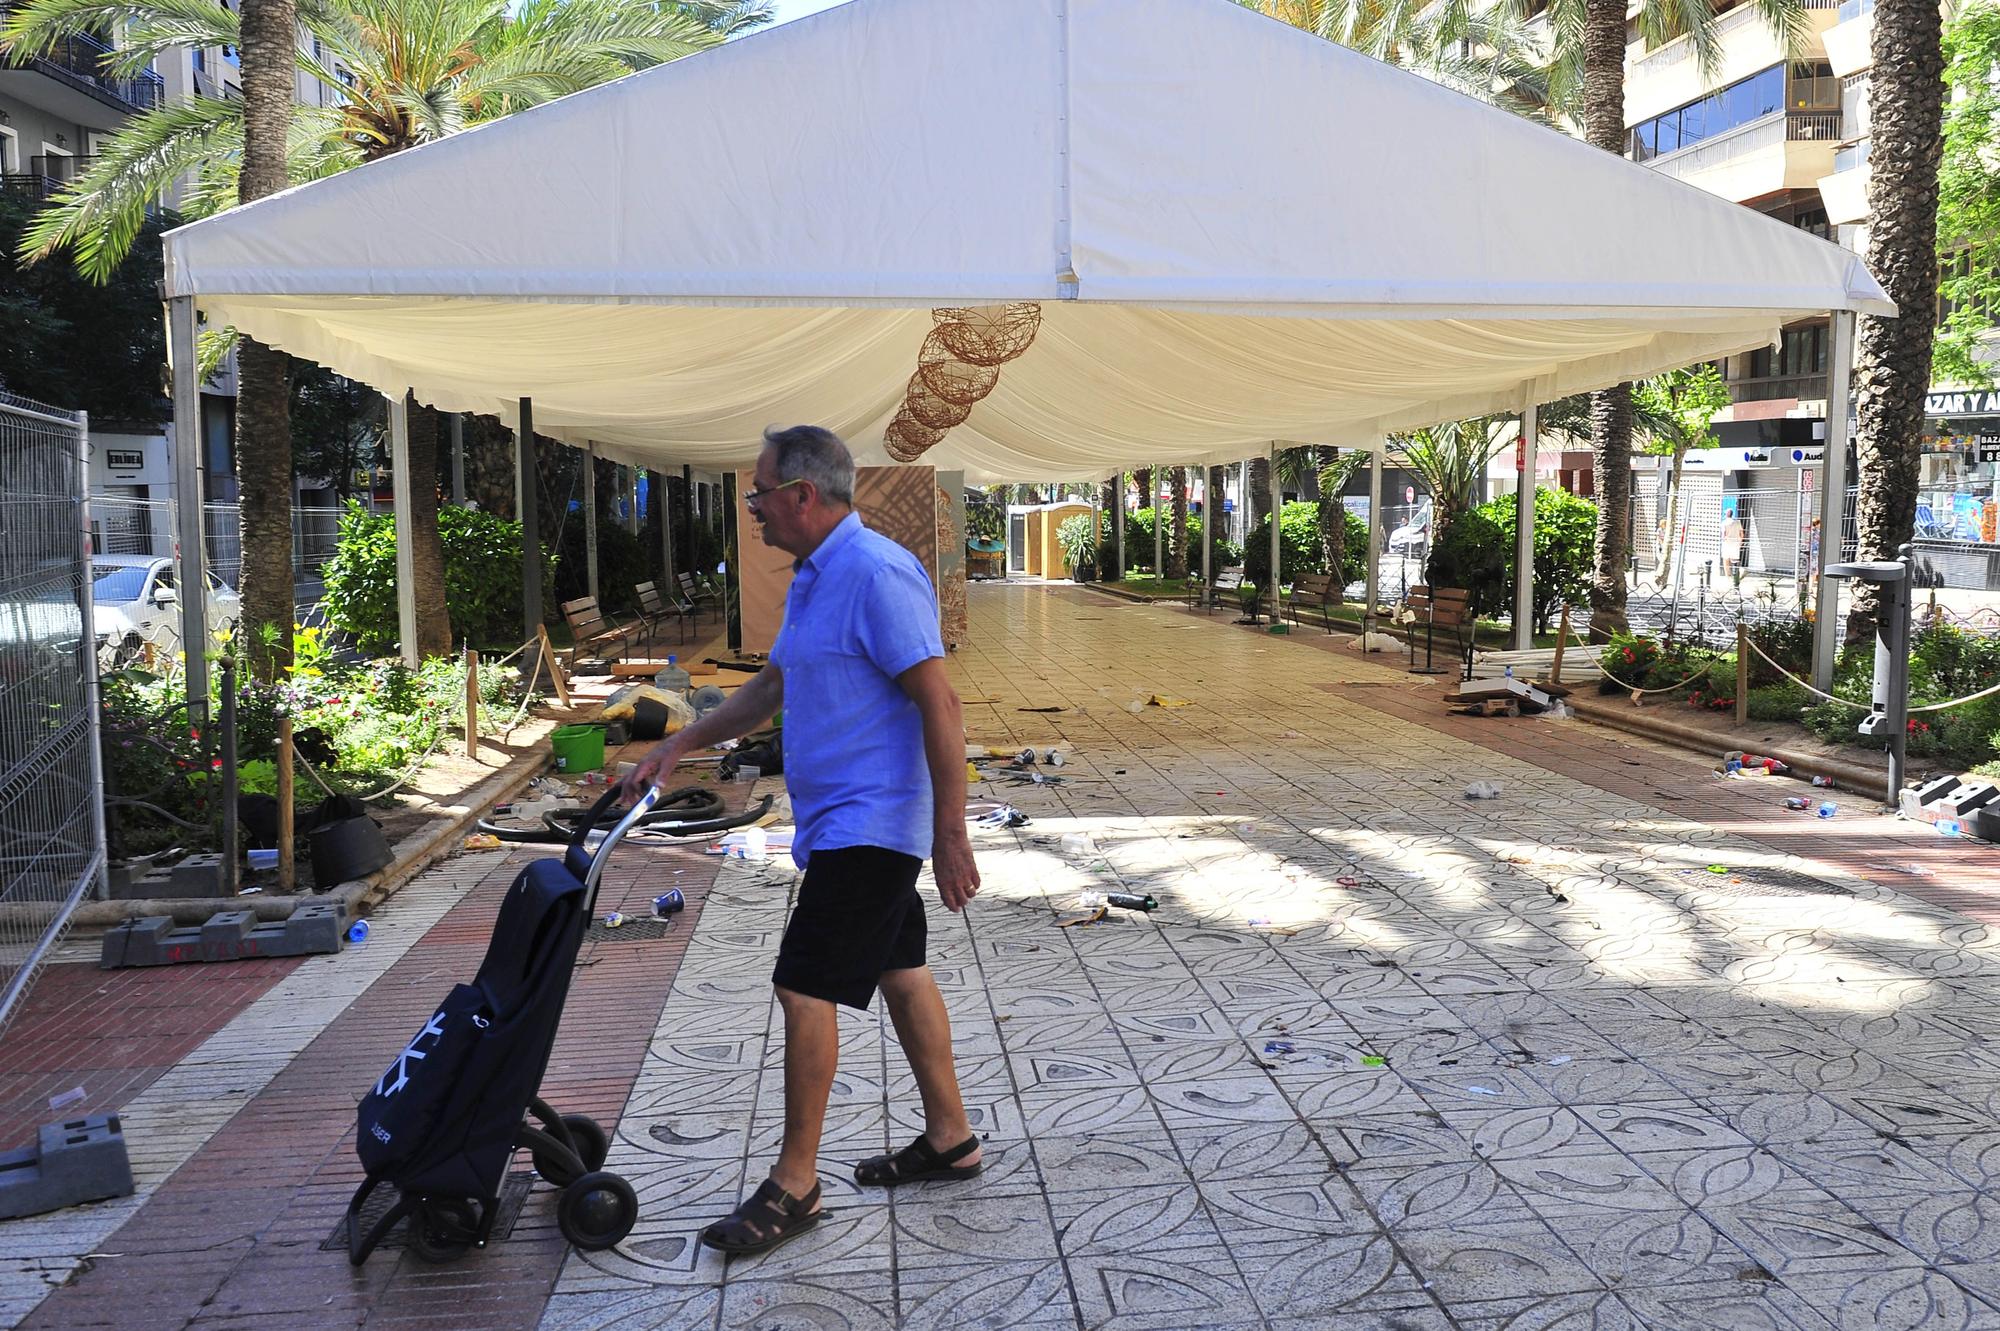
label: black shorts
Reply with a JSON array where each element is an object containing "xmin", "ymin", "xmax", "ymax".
[{"xmin": 771, "ymin": 845, "xmax": 927, "ymax": 1010}]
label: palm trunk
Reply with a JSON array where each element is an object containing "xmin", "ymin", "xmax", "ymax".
[
  {"xmin": 1583, "ymin": 0, "xmax": 1633, "ymax": 641},
  {"xmin": 405, "ymin": 399, "xmax": 454, "ymax": 657},
  {"xmin": 1167, "ymin": 468, "xmax": 1189, "ymax": 579},
  {"xmin": 1208, "ymin": 466, "xmax": 1228, "ymax": 578},
  {"xmin": 1133, "ymin": 467, "xmax": 1153, "ymax": 569},
  {"xmin": 1846, "ymin": 0, "xmax": 1945, "ymax": 643},
  {"xmin": 1653, "ymin": 442, "xmax": 1689, "ymax": 589},
  {"xmin": 232, "ymin": 0, "xmax": 298, "ymax": 680}
]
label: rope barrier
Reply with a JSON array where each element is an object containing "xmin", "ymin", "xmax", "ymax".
[
  {"xmin": 1564, "ymin": 623, "xmax": 1718, "ymax": 696},
  {"xmin": 1738, "ymin": 631, "xmax": 2000, "ymax": 715}
]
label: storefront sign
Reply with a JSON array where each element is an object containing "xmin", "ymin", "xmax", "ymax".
[
  {"xmin": 1979, "ymin": 432, "xmax": 2000, "ymax": 465},
  {"xmin": 1928, "ymin": 389, "xmax": 2000, "ymax": 418}
]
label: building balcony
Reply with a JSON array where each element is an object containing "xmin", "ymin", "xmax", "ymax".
[
  {"xmin": 1642, "ymin": 110, "xmax": 1839, "ymax": 202},
  {"xmin": 1626, "ymin": 1, "xmax": 1841, "ymax": 125},
  {"xmin": 1823, "ymin": 0, "xmax": 1874, "ymax": 77},
  {"xmin": 0, "ymin": 23, "xmax": 163, "ymax": 127},
  {"xmin": 1729, "ymin": 372, "xmax": 1828, "ymax": 404},
  {"xmin": 1, "ymin": 153, "xmax": 96, "ymax": 200},
  {"xmin": 1817, "ymin": 141, "xmax": 1870, "ymax": 225}
]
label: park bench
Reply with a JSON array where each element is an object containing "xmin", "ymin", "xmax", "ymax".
[
  {"xmin": 633, "ymin": 580, "xmax": 693, "ymax": 643},
  {"xmin": 1283, "ymin": 572, "xmax": 1341, "ymax": 631},
  {"xmin": 1184, "ymin": 568, "xmax": 1245, "ymax": 614},
  {"xmin": 560, "ymin": 595, "xmax": 644, "ymax": 669},
  {"xmin": 1403, "ymin": 584, "xmax": 1474, "ymax": 678}
]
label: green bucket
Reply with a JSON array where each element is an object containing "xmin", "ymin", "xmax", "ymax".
[{"xmin": 550, "ymin": 723, "xmax": 606, "ymax": 773}]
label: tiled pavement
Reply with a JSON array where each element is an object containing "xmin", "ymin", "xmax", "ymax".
[{"xmin": 15, "ymin": 583, "xmax": 2000, "ymax": 1330}]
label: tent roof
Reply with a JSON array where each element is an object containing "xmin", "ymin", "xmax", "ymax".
[{"xmin": 162, "ymin": 0, "xmax": 1891, "ymax": 483}]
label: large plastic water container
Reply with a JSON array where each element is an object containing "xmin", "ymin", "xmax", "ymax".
[{"xmin": 654, "ymin": 654, "xmax": 691, "ymax": 695}]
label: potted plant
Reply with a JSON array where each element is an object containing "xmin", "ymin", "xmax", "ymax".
[{"xmin": 1057, "ymin": 513, "xmax": 1099, "ymax": 583}]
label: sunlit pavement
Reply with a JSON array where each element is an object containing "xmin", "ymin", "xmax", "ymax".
[{"xmin": 537, "ymin": 583, "xmax": 2000, "ymax": 1331}]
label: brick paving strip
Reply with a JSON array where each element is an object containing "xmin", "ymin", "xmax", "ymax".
[{"xmin": 2, "ymin": 770, "xmax": 747, "ymax": 1331}]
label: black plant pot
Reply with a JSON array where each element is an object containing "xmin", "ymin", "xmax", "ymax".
[{"xmin": 1072, "ymin": 560, "xmax": 1097, "ymax": 583}]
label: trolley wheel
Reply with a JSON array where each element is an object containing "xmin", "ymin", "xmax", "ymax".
[
  {"xmin": 557, "ymin": 1171, "xmax": 637, "ymax": 1252},
  {"xmin": 407, "ymin": 1196, "xmax": 478, "ymax": 1264},
  {"xmin": 562, "ymin": 1114, "xmax": 609, "ymax": 1172}
]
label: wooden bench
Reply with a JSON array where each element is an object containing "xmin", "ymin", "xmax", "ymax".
[
  {"xmin": 1283, "ymin": 572, "xmax": 1342, "ymax": 631},
  {"xmin": 1184, "ymin": 568, "xmax": 1245, "ymax": 614},
  {"xmin": 560, "ymin": 595, "xmax": 644, "ymax": 669},
  {"xmin": 634, "ymin": 580, "xmax": 693, "ymax": 643},
  {"xmin": 1403, "ymin": 584, "xmax": 1474, "ymax": 678}
]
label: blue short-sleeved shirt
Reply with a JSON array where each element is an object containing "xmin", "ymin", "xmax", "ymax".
[{"xmin": 769, "ymin": 512, "xmax": 945, "ymax": 868}]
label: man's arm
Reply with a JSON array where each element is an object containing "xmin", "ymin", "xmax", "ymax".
[
  {"xmin": 621, "ymin": 664, "xmax": 785, "ymax": 798},
  {"xmin": 896, "ymin": 657, "xmax": 979, "ymax": 912}
]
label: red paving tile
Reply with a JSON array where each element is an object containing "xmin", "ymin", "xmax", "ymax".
[
  {"xmin": 19, "ymin": 774, "xmax": 745, "ymax": 1331},
  {"xmin": 0, "ymin": 955, "xmax": 302, "ymax": 1153}
]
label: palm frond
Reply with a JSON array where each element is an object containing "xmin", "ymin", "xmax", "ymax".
[
  {"xmin": 0, "ymin": 0, "xmax": 235, "ymax": 70},
  {"xmin": 18, "ymin": 95, "xmax": 242, "ymax": 280}
]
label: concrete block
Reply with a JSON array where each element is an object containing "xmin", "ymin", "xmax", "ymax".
[
  {"xmin": 1944, "ymin": 783, "xmax": 1999, "ymax": 819},
  {"xmin": 1916, "ymin": 775, "xmax": 1963, "ymax": 809},
  {"xmin": 100, "ymin": 902, "xmax": 348, "ymax": 969},
  {"xmin": 0, "ymin": 1115, "xmax": 135, "ymax": 1220},
  {"xmin": 168, "ymin": 854, "xmax": 228, "ymax": 899},
  {"xmin": 106, "ymin": 867, "xmax": 177, "ymax": 901}
]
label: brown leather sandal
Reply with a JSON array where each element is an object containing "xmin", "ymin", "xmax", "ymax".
[
  {"xmin": 853, "ymin": 1133, "xmax": 983, "ymax": 1186},
  {"xmin": 698, "ymin": 1178, "xmax": 824, "ymax": 1256}
]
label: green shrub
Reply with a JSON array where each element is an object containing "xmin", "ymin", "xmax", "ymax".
[
  {"xmin": 1244, "ymin": 502, "xmax": 1325, "ymax": 588},
  {"xmin": 1124, "ymin": 507, "xmax": 1208, "ymax": 571},
  {"xmin": 1745, "ymin": 679, "xmax": 1810, "ymax": 723},
  {"xmin": 1429, "ymin": 488, "xmax": 1596, "ymax": 633},
  {"xmin": 322, "ymin": 503, "xmax": 555, "ymax": 652},
  {"xmin": 1057, "ymin": 513, "xmax": 1098, "ymax": 572},
  {"xmin": 1800, "ymin": 623, "xmax": 2000, "ymax": 768}
]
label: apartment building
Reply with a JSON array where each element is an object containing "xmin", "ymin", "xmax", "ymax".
[{"xmin": 1624, "ymin": 0, "xmax": 2000, "ymax": 583}]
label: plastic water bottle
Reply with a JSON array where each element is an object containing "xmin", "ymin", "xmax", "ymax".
[
  {"xmin": 1505, "ymin": 666, "xmax": 1514, "ymax": 680},
  {"xmin": 743, "ymin": 825, "xmax": 769, "ymax": 863},
  {"xmin": 1939, "ymin": 819, "xmax": 1964, "ymax": 838},
  {"xmin": 1816, "ymin": 802, "xmax": 1837, "ymax": 819},
  {"xmin": 347, "ymin": 920, "xmax": 369, "ymax": 944},
  {"xmin": 654, "ymin": 655, "xmax": 691, "ymax": 695}
]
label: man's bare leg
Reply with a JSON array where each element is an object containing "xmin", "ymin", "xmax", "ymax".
[
  {"xmin": 879, "ymin": 965, "xmax": 981, "ymax": 1164},
  {"xmin": 770, "ymin": 984, "xmax": 836, "ymax": 1203}
]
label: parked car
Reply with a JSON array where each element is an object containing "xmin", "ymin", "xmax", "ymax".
[
  {"xmin": 1386, "ymin": 507, "xmax": 1431, "ymax": 560},
  {"xmin": 91, "ymin": 555, "xmax": 241, "ymax": 666}
]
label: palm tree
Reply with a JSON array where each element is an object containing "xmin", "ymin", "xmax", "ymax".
[
  {"xmin": 5, "ymin": 0, "xmax": 734, "ymax": 664},
  {"xmin": 1844, "ymin": 0, "xmax": 1946, "ymax": 642},
  {"xmin": 1539, "ymin": 0, "xmax": 1808, "ymax": 637},
  {"xmin": 1167, "ymin": 467, "xmax": 1189, "ymax": 579},
  {"xmin": 1393, "ymin": 416, "xmax": 1512, "ymax": 536}
]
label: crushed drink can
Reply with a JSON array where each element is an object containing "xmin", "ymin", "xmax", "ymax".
[
  {"xmin": 602, "ymin": 911, "xmax": 626, "ymax": 928},
  {"xmin": 1811, "ymin": 775, "xmax": 1836, "ymax": 788},
  {"xmin": 652, "ymin": 888, "xmax": 686, "ymax": 917},
  {"xmin": 1784, "ymin": 797, "xmax": 1811, "ymax": 811}
]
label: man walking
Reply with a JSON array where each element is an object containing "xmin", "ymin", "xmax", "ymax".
[{"xmin": 624, "ymin": 426, "xmax": 984, "ymax": 1257}]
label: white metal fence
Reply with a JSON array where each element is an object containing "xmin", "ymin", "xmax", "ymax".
[
  {"xmin": 0, "ymin": 392, "xmax": 105, "ymax": 1035},
  {"xmin": 90, "ymin": 496, "xmax": 349, "ymax": 600}
]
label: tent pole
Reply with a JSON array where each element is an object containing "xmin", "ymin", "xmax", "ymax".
[
  {"xmin": 449, "ymin": 413, "xmax": 465, "ymax": 505},
  {"xmin": 166, "ymin": 294, "xmax": 210, "ymax": 719},
  {"xmin": 1239, "ymin": 460, "xmax": 1250, "ymax": 545},
  {"xmin": 1115, "ymin": 473, "xmax": 1126, "ymax": 580},
  {"xmin": 1269, "ymin": 443, "xmax": 1282, "ymax": 622},
  {"xmin": 1366, "ymin": 445, "xmax": 1382, "ymax": 635},
  {"xmin": 1812, "ymin": 310, "xmax": 1856, "ymax": 691},
  {"xmin": 584, "ymin": 442, "xmax": 600, "ymax": 605},
  {"xmin": 1515, "ymin": 403, "xmax": 1538, "ymax": 651},
  {"xmin": 627, "ymin": 466, "xmax": 640, "ymax": 536},
  {"xmin": 519, "ymin": 398, "xmax": 542, "ymax": 665},
  {"xmin": 388, "ymin": 392, "xmax": 418, "ymax": 667},
  {"xmin": 1201, "ymin": 466, "xmax": 1212, "ymax": 604}
]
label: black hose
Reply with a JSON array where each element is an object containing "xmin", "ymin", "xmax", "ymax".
[{"xmin": 476, "ymin": 787, "xmax": 766, "ymax": 845}]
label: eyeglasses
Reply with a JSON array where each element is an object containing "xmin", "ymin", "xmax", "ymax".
[{"xmin": 743, "ymin": 477, "xmax": 807, "ymax": 513}]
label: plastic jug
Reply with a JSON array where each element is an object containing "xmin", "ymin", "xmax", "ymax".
[{"xmin": 654, "ymin": 654, "xmax": 691, "ymax": 695}]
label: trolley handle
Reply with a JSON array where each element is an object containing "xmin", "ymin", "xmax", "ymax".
[{"xmin": 570, "ymin": 784, "xmax": 663, "ymax": 906}]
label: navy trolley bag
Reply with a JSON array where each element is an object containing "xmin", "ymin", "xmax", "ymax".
[{"xmin": 345, "ymin": 784, "xmax": 664, "ymax": 1264}]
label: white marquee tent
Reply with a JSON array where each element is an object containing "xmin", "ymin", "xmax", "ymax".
[
  {"xmin": 163, "ymin": 0, "xmax": 1889, "ymax": 482},
  {"xmin": 158, "ymin": 0, "xmax": 1889, "ymax": 677}
]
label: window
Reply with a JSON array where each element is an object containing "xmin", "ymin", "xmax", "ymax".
[
  {"xmin": 1630, "ymin": 64, "xmax": 1785, "ymax": 159},
  {"xmin": 0, "ymin": 128, "xmax": 16, "ymax": 174}
]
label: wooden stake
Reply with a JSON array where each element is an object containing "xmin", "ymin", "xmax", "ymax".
[
  {"xmin": 465, "ymin": 647, "xmax": 480, "ymax": 759},
  {"xmin": 1551, "ymin": 605, "xmax": 1569, "ymax": 686},
  {"xmin": 1736, "ymin": 622, "xmax": 1750, "ymax": 726},
  {"xmin": 277, "ymin": 717, "xmax": 295, "ymax": 893},
  {"xmin": 537, "ymin": 622, "xmax": 572, "ymax": 707}
]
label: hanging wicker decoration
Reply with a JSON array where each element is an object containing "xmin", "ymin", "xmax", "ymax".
[
  {"xmin": 883, "ymin": 412, "xmax": 943, "ymax": 462},
  {"xmin": 916, "ymin": 330, "xmax": 1000, "ymax": 405},
  {"xmin": 932, "ymin": 302, "xmax": 1043, "ymax": 367},
  {"xmin": 904, "ymin": 373, "xmax": 974, "ymax": 431}
]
